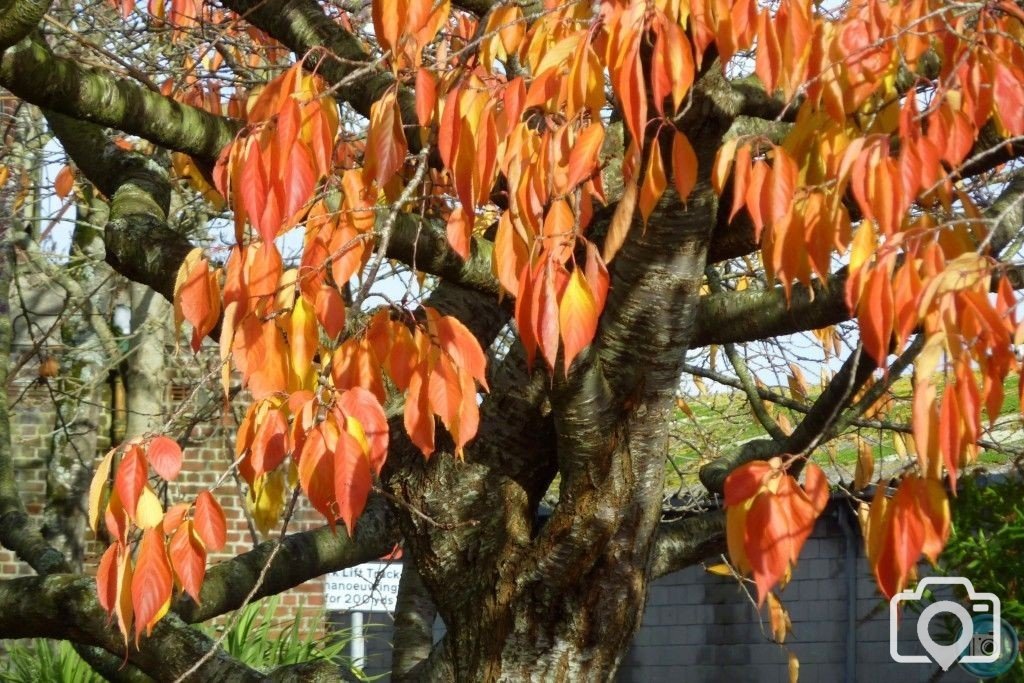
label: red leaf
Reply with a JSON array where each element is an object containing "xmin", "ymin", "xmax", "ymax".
[
  {"xmin": 169, "ymin": 522, "xmax": 207, "ymax": 604},
  {"xmin": 723, "ymin": 460, "xmax": 773, "ymax": 505},
  {"xmin": 251, "ymin": 408, "xmax": 289, "ymax": 477},
  {"xmin": 147, "ymin": 436, "xmax": 182, "ymax": 481},
  {"xmin": 743, "ymin": 492, "xmax": 790, "ymax": 604},
  {"xmin": 193, "ymin": 491, "xmax": 227, "ymax": 552},
  {"xmin": 334, "ymin": 430, "xmax": 373, "ymax": 537},
  {"xmin": 132, "ymin": 526, "xmax": 173, "ymax": 643},
  {"xmin": 96, "ymin": 543, "xmax": 120, "ymax": 615},
  {"xmin": 338, "ymin": 387, "xmax": 390, "ymax": 475},
  {"xmin": 115, "ymin": 445, "xmax": 148, "ymax": 523}
]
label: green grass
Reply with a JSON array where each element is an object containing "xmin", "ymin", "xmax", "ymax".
[{"xmin": 668, "ymin": 373, "xmax": 1022, "ymax": 491}]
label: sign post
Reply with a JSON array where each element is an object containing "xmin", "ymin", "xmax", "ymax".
[{"xmin": 325, "ymin": 561, "xmax": 404, "ymax": 671}]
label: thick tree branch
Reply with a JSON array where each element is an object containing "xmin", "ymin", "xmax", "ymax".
[
  {"xmin": 1, "ymin": 35, "xmax": 238, "ymax": 161},
  {"xmin": 0, "ymin": 575, "xmax": 265, "ymax": 682},
  {"xmin": 173, "ymin": 494, "xmax": 397, "ymax": 623},
  {"xmin": 45, "ymin": 112, "xmax": 195, "ymax": 305},
  {"xmin": 0, "ymin": 0, "xmax": 48, "ymax": 48},
  {"xmin": 391, "ymin": 563, "xmax": 437, "ymax": 681},
  {"xmin": 692, "ymin": 271, "xmax": 849, "ymax": 348},
  {"xmin": 651, "ymin": 510, "xmax": 726, "ymax": 579}
]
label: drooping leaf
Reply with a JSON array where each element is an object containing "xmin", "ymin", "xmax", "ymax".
[
  {"xmin": 558, "ymin": 268, "xmax": 599, "ymax": 375},
  {"xmin": 89, "ymin": 449, "xmax": 115, "ymax": 535},
  {"xmin": 193, "ymin": 491, "xmax": 227, "ymax": 552},
  {"xmin": 132, "ymin": 526, "xmax": 173, "ymax": 643},
  {"xmin": 169, "ymin": 521, "xmax": 207, "ymax": 604},
  {"xmin": 115, "ymin": 445, "xmax": 148, "ymax": 523}
]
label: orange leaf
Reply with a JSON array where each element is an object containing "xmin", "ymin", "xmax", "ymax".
[
  {"xmin": 671, "ymin": 132, "xmax": 698, "ymax": 203},
  {"xmin": 115, "ymin": 445, "xmax": 148, "ymax": 523},
  {"xmin": 298, "ymin": 425, "xmax": 337, "ymax": 524},
  {"xmin": 415, "ymin": 67, "xmax": 437, "ymax": 129},
  {"xmin": 334, "ymin": 429, "xmax": 373, "ymax": 536},
  {"xmin": 638, "ymin": 144, "xmax": 667, "ymax": 227},
  {"xmin": 338, "ymin": 387, "xmax": 390, "ymax": 475},
  {"xmin": 536, "ymin": 261, "xmax": 561, "ymax": 372},
  {"xmin": 314, "ymin": 285, "xmax": 347, "ymax": 340},
  {"xmin": 603, "ymin": 178, "xmax": 637, "ymax": 263},
  {"xmin": 584, "ymin": 241, "xmax": 610, "ymax": 313},
  {"xmin": 114, "ymin": 545, "xmax": 134, "ymax": 643},
  {"xmin": 147, "ymin": 436, "xmax": 182, "ymax": 481},
  {"xmin": 558, "ymin": 268, "xmax": 598, "ymax": 375},
  {"xmin": 434, "ymin": 313, "xmax": 489, "ymax": 390},
  {"xmin": 404, "ymin": 369, "xmax": 436, "ymax": 457},
  {"xmin": 169, "ymin": 522, "xmax": 207, "ymax": 604},
  {"xmin": 566, "ymin": 123, "xmax": 605, "ymax": 190},
  {"xmin": 365, "ymin": 87, "xmax": 408, "ymax": 188},
  {"xmin": 193, "ymin": 491, "xmax": 227, "ymax": 551},
  {"xmin": 446, "ymin": 207, "xmax": 473, "ymax": 261},
  {"xmin": 132, "ymin": 526, "xmax": 173, "ymax": 643},
  {"xmin": 54, "ymin": 164, "xmax": 75, "ymax": 199}
]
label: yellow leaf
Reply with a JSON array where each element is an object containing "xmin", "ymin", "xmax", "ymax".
[
  {"xmin": 854, "ymin": 437, "xmax": 874, "ymax": 491},
  {"xmin": 766, "ymin": 592, "xmax": 792, "ymax": 643},
  {"xmin": 135, "ymin": 485, "xmax": 165, "ymax": 529},
  {"xmin": 893, "ymin": 432, "xmax": 908, "ymax": 460},
  {"xmin": 248, "ymin": 470, "xmax": 288, "ymax": 535},
  {"xmin": 712, "ymin": 138, "xmax": 739, "ymax": 195},
  {"xmin": 88, "ymin": 449, "xmax": 115, "ymax": 535},
  {"xmin": 345, "ymin": 415, "xmax": 371, "ymax": 457},
  {"xmin": 288, "ymin": 294, "xmax": 318, "ymax": 391},
  {"xmin": 676, "ymin": 396, "xmax": 695, "ymax": 419},
  {"xmin": 848, "ymin": 221, "xmax": 876, "ymax": 276},
  {"xmin": 788, "ymin": 652, "xmax": 800, "ymax": 683},
  {"xmin": 558, "ymin": 268, "xmax": 599, "ymax": 375},
  {"xmin": 705, "ymin": 563, "xmax": 733, "ymax": 577}
]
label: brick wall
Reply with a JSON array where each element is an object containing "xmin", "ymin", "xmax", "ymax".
[{"xmin": 2, "ymin": 346, "xmax": 328, "ymax": 630}]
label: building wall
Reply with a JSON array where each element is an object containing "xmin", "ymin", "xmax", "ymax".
[{"xmin": 619, "ymin": 505, "xmax": 975, "ymax": 683}]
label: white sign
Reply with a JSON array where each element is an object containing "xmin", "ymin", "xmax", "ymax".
[{"xmin": 325, "ymin": 561, "xmax": 403, "ymax": 613}]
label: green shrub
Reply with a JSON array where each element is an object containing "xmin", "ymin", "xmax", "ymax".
[
  {"xmin": 0, "ymin": 639, "xmax": 105, "ymax": 683},
  {"xmin": 200, "ymin": 595, "xmax": 362, "ymax": 677},
  {"xmin": 939, "ymin": 471, "xmax": 1024, "ymax": 681}
]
